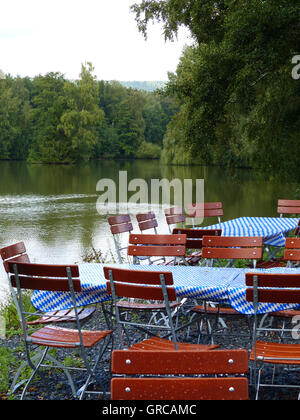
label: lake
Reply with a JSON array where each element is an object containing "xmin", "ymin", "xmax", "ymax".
[{"xmin": 0, "ymin": 160, "xmax": 299, "ymax": 301}]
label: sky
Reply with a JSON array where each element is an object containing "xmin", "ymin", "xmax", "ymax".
[{"xmin": 0, "ymin": 0, "xmax": 192, "ymax": 81}]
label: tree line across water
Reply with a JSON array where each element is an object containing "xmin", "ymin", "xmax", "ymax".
[{"xmin": 0, "ymin": 63, "xmax": 177, "ymax": 164}]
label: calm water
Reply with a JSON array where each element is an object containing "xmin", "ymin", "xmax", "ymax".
[{"xmin": 0, "ymin": 160, "xmax": 299, "ymax": 300}]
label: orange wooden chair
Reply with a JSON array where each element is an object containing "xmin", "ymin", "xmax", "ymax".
[
  {"xmin": 128, "ymin": 233, "xmax": 188, "ymax": 266},
  {"xmin": 246, "ymin": 272, "xmax": 300, "ymax": 400},
  {"xmin": 277, "ymin": 199, "xmax": 300, "ymax": 218},
  {"xmin": 104, "ymin": 266, "xmax": 218, "ymax": 351},
  {"xmin": 172, "ymin": 228, "xmax": 222, "ymax": 266},
  {"xmin": 5, "ymin": 261, "xmax": 113, "ymax": 399},
  {"xmin": 111, "ymin": 349, "xmax": 249, "ymax": 400},
  {"xmin": 107, "ymin": 214, "xmax": 134, "ymax": 263},
  {"xmin": 190, "ymin": 236, "xmax": 263, "ymax": 343},
  {"xmin": 187, "ymin": 202, "xmax": 223, "ymax": 227},
  {"xmin": 0, "ymin": 242, "xmax": 95, "ymax": 326}
]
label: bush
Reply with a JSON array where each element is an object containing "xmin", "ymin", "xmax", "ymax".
[{"xmin": 136, "ymin": 142, "xmax": 161, "ymax": 159}]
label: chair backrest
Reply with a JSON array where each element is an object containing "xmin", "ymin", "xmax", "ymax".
[
  {"xmin": 284, "ymin": 237, "xmax": 300, "ymax": 264},
  {"xmin": 277, "ymin": 199, "xmax": 300, "ymax": 217},
  {"xmin": 202, "ymin": 236, "xmax": 263, "ymax": 267},
  {"xmin": 136, "ymin": 212, "xmax": 158, "ymax": 233},
  {"xmin": 0, "ymin": 242, "xmax": 30, "ymax": 272},
  {"xmin": 172, "ymin": 228, "xmax": 222, "ymax": 250},
  {"xmin": 104, "ymin": 266, "xmax": 176, "ymax": 302},
  {"xmin": 187, "ymin": 202, "xmax": 223, "ymax": 226},
  {"xmin": 111, "ymin": 349, "xmax": 249, "ymax": 400},
  {"xmin": 6, "ymin": 261, "xmax": 81, "ymax": 292},
  {"xmin": 107, "ymin": 215, "xmax": 134, "ymax": 263},
  {"xmin": 128, "ymin": 234, "xmax": 186, "ymax": 259},
  {"xmin": 246, "ymin": 272, "xmax": 300, "ymax": 305},
  {"xmin": 107, "ymin": 214, "xmax": 133, "ymax": 235}
]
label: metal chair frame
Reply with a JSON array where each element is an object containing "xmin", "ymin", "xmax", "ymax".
[
  {"xmin": 6, "ymin": 261, "xmax": 113, "ymax": 400},
  {"xmin": 246, "ymin": 272, "xmax": 300, "ymax": 400}
]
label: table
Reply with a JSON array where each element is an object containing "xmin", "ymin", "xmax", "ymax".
[
  {"xmin": 31, "ymin": 263, "xmax": 300, "ymax": 316},
  {"xmin": 201, "ymin": 217, "xmax": 299, "ymax": 247}
]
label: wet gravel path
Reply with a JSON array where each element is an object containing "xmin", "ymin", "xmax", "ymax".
[{"xmin": 1, "ymin": 302, "xmax": 299, "ymax": 400}]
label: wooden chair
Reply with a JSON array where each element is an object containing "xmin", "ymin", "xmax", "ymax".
[
  {"xmin": 190, "ymin": 236, "xmax": 263, "ymax": 343},
  {"xmin": 104, "ymin": 266, "xmax": 219, "ymax": 352},
  {"xmin": 172, "ymin": 228, "xmax": 222, "ymax": 266},
  {"xmin": 136, "ymin": 211, "xmax": 158, "ymax": 234},
  {"xmin": 111, "ymin": 349, "xmax": 249, "ymax": 400},
  {"xmin": 5, "ymin": 261, "xmax": 113, "ymax": 399},
  {"xmin": 277, "ymin": 199, "xmax": 300, "ymax": 217},
  {"xmin": 246, "ymin": 272, "xmax": 300, "ymax": 400},
  {"xmin": 187, "ymin": 202, "xmax": 223, "ymax": 228},
  {"xmin": 107, "ymin": 215, "xmax": 133, "ymax": 263},
  {"xmin": 0, "ymin": 242, "xmax": 95, "ymax": 325},
  {"xmin": 128, "ymin": 233, "xmax": 188, "ymax": 266}
]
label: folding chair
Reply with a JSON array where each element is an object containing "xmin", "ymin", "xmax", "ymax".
[
  {"xmin": 246, "ymin": 272, "xmax": 300, "ymax": 400},
  {"xmin": 190, "ymin": 236, "xmax": 263, "ymax": 344},
  {"xmin": 277, "ymin": 199, "xmax": 300, "ymax": 218},
  {"xmin": 111, "ymin": 349, "xmax": 249, "ymax": 400},
  {"xmin": 104, "ymin": 266, "xmax": 217, "ymax": 351},
  {"xmin": 107, "ymin": 215, "xmax": 133, "ymax": 263},
  {"xmin": 0, "ymin": 242, "xmax": 95, "ymax": 325},
  {"xmin": 136, "ymin": 211, "xmax": 158, "ymax": 234},
  {"xmin": 164, "ymin": 207, "xmax": 185, "ymax": 233},
  {"xmin": 187, "ymin": 202, "xmax": 223, "ymax": 228},
  {"xmin": 128, "ymin": 233, "xmax": 188, "ymax": 266},
  {"xmin": 172, "ymin": 228, "xmax": 222, "ymax": 266},
  {"xmin": 6, "ymin": 261, "xmax": 113, "ymax": 400}
]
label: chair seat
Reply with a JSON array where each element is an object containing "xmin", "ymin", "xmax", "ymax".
[
  {"xmin": 117, "ymin": 301, "xmax": 180, "ymax": 311},
  {"xmin": 250, "ymin": 341, "xmax": 300, "ymax": 365},
  {"xmin": 191, "ymin": 304, "xmax": 240, "ymax": 316},
  {"xmin": 128, "ymin": 336, "xmax": 219, "ymax": 351},
  {"xmin": 27, "ymin": 307, "xmax": 96, "ymax": 325},
  {"xmin": 271, "ymin": 309, "xmax": 300, "ymax": 319},
  {"xmin": 30, "ymin": 326, "xmax": 113, "ymax": 348},
  {"xmin": 254, "ymin": 259, "xmax": 286, "ymax": 269}
]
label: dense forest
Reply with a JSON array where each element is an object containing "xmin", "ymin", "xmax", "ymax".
[
  {"xmin": 132, "ymin": 0, "xmax": 300, "ymax": 174},
  {"xmin": 0, "ymin": 64, "xmax": 177, "ymax": 163}
]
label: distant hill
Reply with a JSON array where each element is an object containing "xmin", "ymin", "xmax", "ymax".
[{"xmin": 119, "ymin": 81, "xmax": 166, "ymax": 92}]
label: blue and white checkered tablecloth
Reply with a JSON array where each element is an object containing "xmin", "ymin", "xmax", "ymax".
[
  {"xmin": 31, "ymin": 263, "xmax": 300, "ymax": 316},
  {"xmin": 201, "ymin": 217, "xmax": 299, "ymax": 247}
]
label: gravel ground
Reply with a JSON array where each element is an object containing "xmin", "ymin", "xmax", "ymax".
[{"xmin": 1, "ymin": 302, "xmax": 299, "ymax": 401}]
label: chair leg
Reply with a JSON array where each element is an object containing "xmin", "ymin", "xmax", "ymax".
[{"xmin": 20, "ymin": 347, "xmax": 49, "ymax": 400}]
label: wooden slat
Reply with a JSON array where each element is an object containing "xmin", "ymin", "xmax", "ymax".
[
  {"xmin": 111, "ymin": 377, "xmax": 249, "ymax": 400},
  {"xmin": 166, "ymin": 214, "xmax": 186, "ymax": 225},
  {"xmin": 108, "ymin": 215, "xmax": 131, "ymax": 225},
  {"xmin": 164, "ymin": 207, "xmax": 184, "ymax": 216},
  {"xmin": 284, "ymin": 250, "xmax": 300, "ymax": 261},
  {"xmin": 172, "ymin": 228, "xmax": 222, "ymax": 238},
  {"xmin": 278, "ymin": 199, "xmax": 300, "ymax": 207},
  {"xmin": 246, "ymin": 289, "xmax": 300, "ymax": 304},
  {"xmin": 106, "ymin": 282, "xmax": 177, "ymax": 302},
  {"xmin": 202, "ymin": 247, "xmax": 262, "ymax": 260},
  {"xmin": 138, "ymin": 219, "xmax": 158, "ymax": 231},
  {"xmin": 103, "ymin": 267, "xmax": 174, "ymax": 285},
  {"xmin": 136, "ymin": 212, "xmax": 156, "ymax": 222},
  {"xmin": 246, "ymin": 273, "xmax": 300, "ymax": 288},
  {"xmin": 285, "ymin": 238, "xmax": 300, "ymax": 248},
  {"xmin": 7, "ymin": 261, "xmax": 79, "ymax": 278},
  {"xmin": 112, "ymin": 349, "xmax": 248, "ymax": 375},
  {"xmin": 128, "ymin": 245, "xmax": 186, "ymax": 257},
  {"xmin": 202, "ymin": 236, "xmax": 263, "ymax": 247},
  {"xmin": 10, "ymin": 275, "xmax": 82, "ymax": 292},
  {"xmin": 278, "ymin": 206, "xmax": 300, "ymax": 215},
  {"xmin": 0, "ymin": 242, "xmax": 27, "ymax": 260},
  {"xmin": 129, "ymin": 234, "xmax": 186, "ymax": 245}
]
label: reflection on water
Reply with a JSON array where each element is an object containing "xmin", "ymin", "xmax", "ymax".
[{"xmin": 0, "ymin": 160, "xmax": 299, "ymax": 297}]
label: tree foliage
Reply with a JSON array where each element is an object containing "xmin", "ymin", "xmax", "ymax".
[
  {"xmin": 132, "ymin": 0, "xmax": 300, "ymax": 173},
  {"xmin": 0, "ymin": 65, "xmax": 178, "ymax": 163}
]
